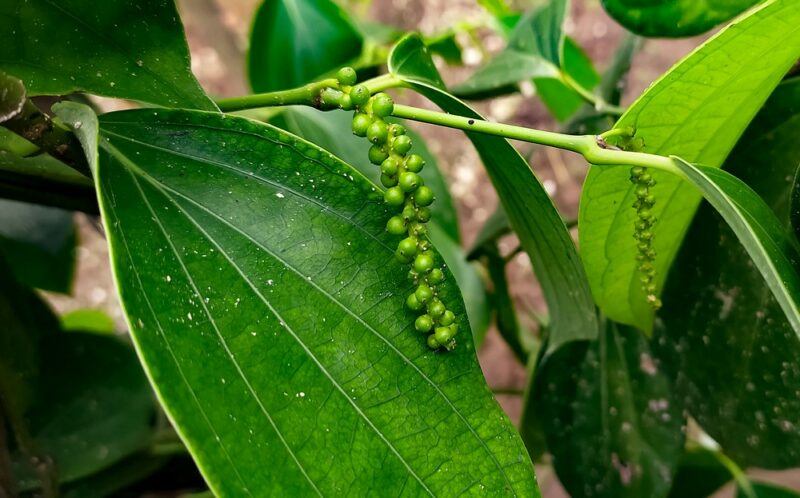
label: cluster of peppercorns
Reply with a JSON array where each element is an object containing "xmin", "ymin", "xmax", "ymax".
[
  {"xmin": 630, "ymin": 166, "xmax": 661, "ymax": 310},
  {"xmin": 323, "ymin": 67, "xmax": 458, "ymax": 351}
]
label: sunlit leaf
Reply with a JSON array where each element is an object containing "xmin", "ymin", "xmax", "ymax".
[
  {"xmin": 58, "ymin": 103, "xmax": 540, "ymax": 496},
  {"xmin": 579, "ymin": 0, "xmax": 800, "ymax": 331}
]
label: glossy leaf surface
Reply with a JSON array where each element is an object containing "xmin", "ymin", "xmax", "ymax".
[
  {"xmin": 579, "ymin": 0, "xmax": 800, "ymax": 331},
  {"xmin": 0, "ymin": 0, "xmax": 214, "ymax": 110},
  {"xmin": 534, "ymin": 322, "xmax": 683, "ymax": 498},
  {"xmin": 655, "ymin": 79, "xmax": 800, "ymax": 468},
  {"xmin": 601, "ymin": 0, "xmax": 761, "ymax": 37},
  {"xmin": 0, "ymin": 71, "xmax": 25, "ymax": 122},
  {"xmin": 62, "ymin": 104, "xmax": 539, "ymax": 496},
  {"xmin": 390, "ymin": 34, "xmax": 599, "ymax": 353},
  {"xmin": 248, "ymin": 0, "xmax": 363, "ymax": 92}
]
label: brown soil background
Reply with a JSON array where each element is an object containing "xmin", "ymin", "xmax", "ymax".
[{"xmin": 44, "ymin": 0, "xmax": 800, "ymax": 495}]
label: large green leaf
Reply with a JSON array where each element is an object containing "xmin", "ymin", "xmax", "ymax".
[
  {"xmin": 601, "ymin": 0, "xmax": 762, "ymax": 37},
  {"xmin": 534, "ymin": 322, "xmax": 684, "ymax": 498},
  {"xmin": 654, "ymin": 79, "xmax": 800, "ymax": 468},
  {"xmin": 60, "ymin": 104, "xmax": 539, "ymax": 496},
  {"xmin": 248, "ymin": 0, "xmax": 363, "ymax": 92},
  {"xmin": 268, "ymin": 107, "xmax": 492, "ymax": 341},
  {"xmin": 390, "ymin": 34, "xmax": 599, "ymax": 353},
  {"xmin": 0, "ymin": 0, "xmax": 214, "ymax": 110},
  {"xmin": 0, "ymin": 199, "xmax": 75, "ymax": 293},
  {"xmin": 579, "ymin": 0, "xmax": 800, "ymax": 331}
]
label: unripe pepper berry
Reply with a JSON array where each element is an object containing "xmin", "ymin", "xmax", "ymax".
[
  {"xmin": 428, "ymin": 268, "xmax": 444, "ymax": 284},
  {"xmin": 371, "ymin": 93, "xmax": 394, "ymax": 118},
  {"xmin": 413, "ymin": 252, "xmax": 434, "ymax": 273},
  {"xmin": 367, "ymin": 120, "xmax": 389, "ymax": 144},
  {"xmin": 405, "ymin": 154, "xmax": 425, "ymax": 173},
  {"xmin": 336, "ymin": 67, "xmax": 357, "ymax": 86},
  {"xmin": 399, "ymin": 172, "xmax": 421, "ymax": 192},
  {"xmin": 384, "ymin": 186, "xmax": 405, "ymax": 207},
  {"xmin": 398, "ymin": 237, "xmax": 418, "ymax": 259},
  {"xmin": 415, "ymin": 314, "xmax": 433, "ymax": 333},
  {"xmin": 380, "ymin": 157, "xmax": 399, "ymax": 176},
  {"xmin": 414, "ymin": 186, "xmax": 434, "ymax": 206},
  {"xmin": 339, "ymin": 94, "xmax": 353, "ymax": 110},
  {"xmin": 427, "ymin": 334, "xmax": 440, "ymax": 350},
  {"xmin": 368, "ymin": 145, "xmax": 388, "ymax": 165},
  {"xmin": 392, "ymin": 135, "xmax": 412, "ymax": 155},
  {"xmin": 402, "ymin": 204, "xmax": 416, "ymax": 220},
  {"xmin": 350, "ymin": 85, "xmax": 370, "ymax": 105},
  {"xmin": 406, "ymin": 293, "xmax": 423, "ymax": 311},
  {"xmin": 352, "ymin": 113, "xmax": 372, "ymax": 137},
  {"xmin": 415, "ymin": 283, "xmax": 433, "ymax": 303},
  {"xmin": 381, "ymin": 173, "xmax": 398, "ymax": 188},
  {"xmin": 427, "ymin": 299, "xmax": 445, "ymax": 318},
  {"xmin": 389, "ymin": 124, "xmax": 406, "ymax": 136},
  {"xmin": 439, "ymin": 310, "xmax": 455, "ymax": 326},
  {"xmin": 434, "ymin": 325, "xmax": 455, "ymax": 344},
  {"xmin": 386, "ymin": 216, "xmax": 406, "ymax": 235}
]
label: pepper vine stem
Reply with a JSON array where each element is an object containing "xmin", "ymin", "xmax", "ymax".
[{"xmin": 215, "ymin": 79, "xmax": 681, "ymax": 179}]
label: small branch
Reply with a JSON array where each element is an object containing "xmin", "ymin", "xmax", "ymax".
[
  {"xmin": 560, "ymin": 72, "xmax": 626, "ymax": 116},
  {"xmin": 215, "ymin": 74, "xmax": 404, "ymax": 113}
]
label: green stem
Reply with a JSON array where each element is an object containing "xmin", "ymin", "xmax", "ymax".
[
  {"xmin": 216, "ymin": 74, "xmax": 404, "ymax": 113},
  {"xmin": 713, "ymin": 451, "xmax": 756, "ymax": 498},
  {"xmin": 389, "ymin": 104, "xmax": 677, "ymax": 174}
]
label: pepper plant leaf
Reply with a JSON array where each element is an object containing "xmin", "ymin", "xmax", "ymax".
[
  {"xmin": 0, "ymin": 0, "xmax": 214, "ymax": 110},
  {"xmin": 534, "ymin": 322, "xmax": 684, "ymax": 498},
  {"xmin": 390, "ymin": 34, "xmax": 599, "ymax": 353},
  {"xmin": 57, "ymin": 102, "xmax": 540, "ymax": 497},
  {"xmin": 248, "ymin": 0, "xmax": 363, "ymax": 92},
  {"xmin": 579, "ymin": 0, "xmax": 800, "ymax": 331},
  {"xmin": 601, "ymin": 0, "xmax": 762, "ymax": 37}
]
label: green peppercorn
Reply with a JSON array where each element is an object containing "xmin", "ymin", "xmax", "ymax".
[
  {"xmin": 402, "ymin": 204, "xmax": 416, "ymax": 220},
  {"xmin": 406, "ymin": 293, "xmax": 423, "ymax": 311},
  {"xmin": 381, "ymin": 173, "xmax": 398, "ymax": 187},
  {"xmin": 439, "ymin": 310, "xmax": 455, "ymax": 326},
  {"xmin": 386, "ymin": 216, "xmax": 406, "ymax": 235},
  {"xmin": 414, "ymin": 186, "xmax": 434, "ymax": 206},
  {"xmin": 337, "ymin": 67, "xmax": 357, "ymax": 86},
  {"xmin": 428, "ymin": 268, "xmax": 444, "ymax": 284},
  {"xmin": 398, "ymin": 237, "xmax": 418, "ymax": 259},
  {"xmin": 415, "ymin": 314, "xmax": 433, "ymax": 333},
  {"xmin": 399, "ymin": 172, "xmax": 421, "ymax": 192},
  {"xmin": 389, "ymin": 124, "xmax": 406, "ymax": 136},
  {"xmin": 339, "ymin": 94, "xmax": 353, "ymax": 110},
  {"xmin": 392, "ymin": 135, "xmax": 412, "ymax": 155},
  {"xmin": 381, "ymin": 157, "xmax": 399, "ymax": 176},
  {"xmin": 414, "ymin": 252, "xmax": 434, "ymax": 273},
  {"xmin": 352, "ymin": 113, "xmax": 372, "ymax": 137},
  {"xmin": 427, "ymin": 334, "xmax": 440, "ymax": 349},
  {"xmin": 427, "ymin": 299, "xmax": 445, "ymax": 318},
  {"xmin": 631, "ymin": 166, "xmax": 645, "ymax": 177},
  {"xmin": 371, "ymin": 93, "xmax": 394, "ymax": 118},
  {"xmin": 367, "ymin": 120, "xmax": 389, "ymax": 144},
  {"xmin": 415, "ymin": 283, "xmax": 433, "ymax": 303},
  {"xmin": 434, "ymin": 325, "xmax": 455, "ymax": 344},
  {"xmin": 384, "ymin": 186, "xmax": 405, "ymax": 207},
  {"xmin": 405, "ymin": 154, "xmax": 425, "ymax": 173},
  {"xmin": 368, "ymin": 145, "xmax": 388, "ymax": 165},
  {"xmin": 350, "ymin": 85, "xmax": 370, "ymax": 105},
  {"xmin": 416, "ymin": 207, "xmax": 431, "ymax": 223}
]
